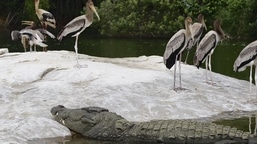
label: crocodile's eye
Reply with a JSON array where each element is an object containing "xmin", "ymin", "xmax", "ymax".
[
  {"xmin": 59, "ymin": 111, "xmax": 69, "ymax": 119},
  {"xmin": 81, "ymin": 115, "xmax": 96, "ymax": 124}
]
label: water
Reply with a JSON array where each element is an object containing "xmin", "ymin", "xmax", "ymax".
[{"xmin": 1, "ymin": 29, "xmax": 256, "ymax": 143}]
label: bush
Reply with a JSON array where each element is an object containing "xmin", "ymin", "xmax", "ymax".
[{"xmin": 97, "ymin": 0, "xmax": 187, "ymax": 38}]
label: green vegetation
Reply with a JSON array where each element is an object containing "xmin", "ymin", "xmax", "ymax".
[
  {"xmin": 97, "ymin": 0, "xmax": 186, "ymax": 37},
  {"xmin": 0, "ymin": 0, "xmax": 256, "ymax": 39}
]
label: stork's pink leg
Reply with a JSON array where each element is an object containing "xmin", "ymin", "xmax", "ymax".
[
  {"xmin": 72, "ymin": 35, "xmax": 87, "ymax": 68},
  {"xmin": 173, "ymin": 55, "xmax": 177, "ymax": 90},
  {"xmin": 254, "ymin": 66, "xmax": 257, "ymax": 96},
  {"xmin": 184, "ymin": 50, "xmax": 189, "ymax": 64},
  {"xmin": 208, "ymin": 55, "xmax": 213, "ymax": 84},
  {"xmin": 74, "ymin": 35, "xmax": 80, "ymax": 67},
  {"xmin": 249, "ymin": 65, "xmax": 253, "ymax": 101},
  {"xmin": 205, "ymin": 57, "xmax": 209, "ymax": 83},
  {"xmin": 179, "ymin": 54, "xmax": 182, "ymax": 88}
]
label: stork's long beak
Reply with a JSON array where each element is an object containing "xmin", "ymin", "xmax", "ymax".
[
  {"xmin": 189, "ymin": 24, "xmax": 194, "ymax": 42},
  {"xmin": 203, "ymin": 20, "xmax": 207, "ymax": 31},
  {"xmin": 90, "ymin": 5, "xmax": 100, "ymax": 21},
  {"xmin": 21, "ymin": 21, "xmax": 33, "ymax": 26}
]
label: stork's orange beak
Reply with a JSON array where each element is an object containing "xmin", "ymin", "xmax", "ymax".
[
  {"xmin": 202, "ymin": 20, "xmax": 207, "ymax": 31},
  {"xmin": 89, "ymin": 5, "xmax": 100, "ymax": 21},
  {"xmin": 21, "ymin": 21, "xmax": 34, "ymax": 26}
]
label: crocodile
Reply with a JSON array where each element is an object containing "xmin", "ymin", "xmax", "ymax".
[{"xmin": 51, "ymin": 105, "xmax": 257, "ymax": 144}]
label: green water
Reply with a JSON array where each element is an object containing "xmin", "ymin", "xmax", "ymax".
[{"xmin": 214, "ymin": 117, "xmax": 256, "ymax": 132}]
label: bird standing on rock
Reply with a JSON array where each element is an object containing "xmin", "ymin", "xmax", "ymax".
[
  {"xmin": 35, "ymin": 0, "xmax": 56, "ymax": 52},
  {"xmin": 234, "ymin": 40, "xmax": 257, "ymax": 100},
  {"xmin": 57, "ymin": 0, "xmax": 100, "ymax": 68},
  {"xmin": 21, "ymin": 20, "xmax": 55, "ymax": 52},
  {"xmin": 11, "ymin": 21, "xmax": 55, "ymax": 52},
  {"xmin": 194, "ymin": 19, "xmax": 225, "ymax": 84},
  {"xmin": 35, "ymin": 0, "xmax": 56, "ymax": 29},
  {"xmin": 163, "ymin": 17, "xmax": 194, "ymax": 91},
  {"xmin": 184, "ymin": 14, "xmax": 207, "ymax": 64}
]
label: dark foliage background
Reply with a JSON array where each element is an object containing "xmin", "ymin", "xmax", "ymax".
[{"xmin": 0, "ymin": 0, "xmax": 256, "ymax": 39}]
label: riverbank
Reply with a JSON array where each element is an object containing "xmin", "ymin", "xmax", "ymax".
[{"xmin": 0, "ymin": 50, "xmax": 256, "ymax": 143}]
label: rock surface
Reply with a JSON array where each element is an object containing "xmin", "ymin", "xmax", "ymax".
[{"xmin": 0, "ymin": 50, "xmax": 256, "ymax": 143}]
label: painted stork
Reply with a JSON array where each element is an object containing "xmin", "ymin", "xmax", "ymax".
[
  {"xmin": 11, "ymin": 21, "xmax": 37, "ymax": 52},
  {"xmin": 19, "ymin": 22, "xmax": 34, "ymax": 52},
  {"xmin": 57, "ymin": 0, "xmax": 100, "ymax": 68},
  {"xmin": 194, "ymin": 19, "xmax": 225, "ymax": 84},
  {"xmin": 163, "ymin": 17, "xmax": 193, "ymax": 90},
  {"xmin": 184, "ymin": 14, "xmax": 207, "ymax": 63},
  {"xmin": 22, "ymin": 20, "xmax": 55, "ymax": 51},
  {"xmin": 11, "ymin": 26, "xmax": 55, "ymax": 52},
  {"xmin": 234, "ymin": 40, "xmax": 257, "ymax": 99},
  {"xmin": 35, "ymin": 0, "xmax": 56, "ymax": 29}
]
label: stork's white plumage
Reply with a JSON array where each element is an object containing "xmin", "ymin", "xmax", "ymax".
[
  {"xmin": 194, "ymin": 20, "xmax": 225, "ymax": 84},
  {"xmin": 163, "ymin": 17, "xmax": 193, "ymax": 90},
  {"xmin": 21, "ymin": 35, "xmax": 29, "ymax": 52},
  {"xmin": 57, "ymin": 0, "xmax": 100, "ymax": 68},
  {"xmin": 11, "ymin": 27, "xmax": 55, "ymax": 52},
  {"xmin": 21, "ymin": 21, "xmax": 55, "ymax": 51},
  {"xmin": 184, "ymin": 14, "xmax": 207, "ymax": 63},
  {"xmin": 12, "ymin": 29, "xmax": 46, "ymax": 52},
  {"xmin": 35, "ymin": 0, "xmax": 56, "ymax": 29},
  {"xmin": 11, "ymin": 21, "xmax": 35, "ymax": 52},
  {"xmin": 234, "ymin": 40, "xmax": 257, "ymax": 99}
]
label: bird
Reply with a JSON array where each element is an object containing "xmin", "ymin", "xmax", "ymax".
[
  {"xmin": 234, "ymin": 40, "xmax": 257, "ymax": 99},
  {"xmin": 11, "ymin": 26, "xmax": 55, "ymax": 52},
  {"xmin": 57, "ymin": 0, "xmax": 100, "ymax": 68},
  {"xmin": 19, "ymin": 22, "xmax": 34, "ymax": 52},
  {"xmin": 184, "ymin": 14, "xmax": 207, "ymax": 64},
  {"xmin": 34, "ymin": 0, "xmax": 56, "ymax": 29},
  {"xmin": 194, "ymin": 19, "xmax": 225, "ymax": 84},
  {"xmin": 163, "ymin": 17, "xmax": 193, "ymax": 91},
  {"xmin": 21, "ymin": 20, "xmax": 55, "ymax": 51},
  {"xmin": 11, "ymin": 21, "xmax": 37, "ymax": 52}
]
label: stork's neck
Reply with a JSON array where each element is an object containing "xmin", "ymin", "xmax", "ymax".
[
  {"xmin": 197, "ymin": 14, "xmax": 203, "ymax": 23},
  {"xmin": 25, "ymin": 25, "xmax": 33, "ymax": 29},
  {"xmin": 35, "ymin": 0, "xmax": 39, "ymax": 11},
  {"xmin": 215, "ymin": 23, "xmax": 225, "ymax": 40},
  {"xmin": 201, "ymin": 19, "xmax": 204, "ymax": 25},
  {"xmin": 86, "ymin": 6, "xmax": 93, "ymax": 23},
  {"xmin": 198, "ymin": 15, "xmax": 206, "ymax": 31},
  {"xmin": 185, "ymin": 21, "xmax": 192, "ymax": 38}
]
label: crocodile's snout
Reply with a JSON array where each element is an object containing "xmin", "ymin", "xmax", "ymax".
[
  {"xmin": 51, "ymin": 105, "xmax": 69, "ymax": 125},
  {"xmin": 51, "ymin": 105, "xmax": 65, "ymax": 115}
]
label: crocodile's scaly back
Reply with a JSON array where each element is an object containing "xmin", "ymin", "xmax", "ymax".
[
  {"xmin": 51, "ymin": 106, "xmax": 257, "ymax": 144},
  {"xmin": 121, "ymin": 119, "xmax": 253, "ymax": 143},
  {"xmin": 83, "ymin": 111, "xmax": 134, "ymax": 141}
]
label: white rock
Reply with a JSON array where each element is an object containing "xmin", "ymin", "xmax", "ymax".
[{"xmin": 0, "ymin": 48, "xmax": 8, "ymax": 55}]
